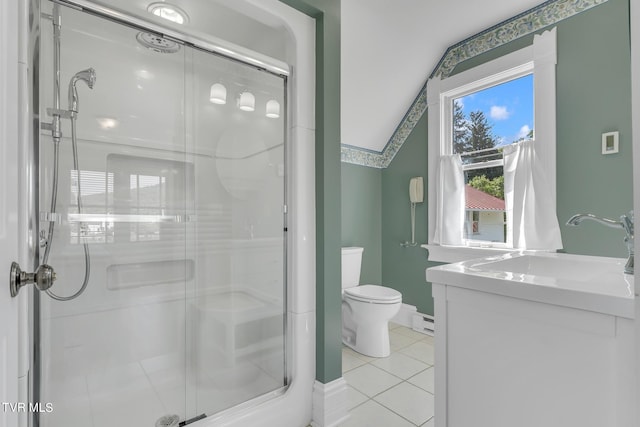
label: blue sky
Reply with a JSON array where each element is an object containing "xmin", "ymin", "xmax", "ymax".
[{"xmin": 456, "ymin": 74, "xmax": 533, "ymax": 146}]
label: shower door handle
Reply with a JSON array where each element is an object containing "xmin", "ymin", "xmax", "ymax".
[{"xmin": 9, "ymin": 262, "xmax": 56, "ymax": 297}]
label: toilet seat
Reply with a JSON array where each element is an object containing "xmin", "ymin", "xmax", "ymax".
[{"xmin": 343, "ymin": 285, "xmax": 402, "ymax": 304}]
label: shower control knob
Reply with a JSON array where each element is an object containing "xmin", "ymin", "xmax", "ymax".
[{"xmin": 9, "ymin": 262, "xmax": 57, "ymax": 298}]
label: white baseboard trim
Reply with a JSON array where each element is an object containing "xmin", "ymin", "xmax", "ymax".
[
  {"xmin": 311, "ymin": 377, "xmax": 349, "ymax": 427},
  {"xmin": 392, "ymin": 303, "xmax": 418, "ymax": 328}
]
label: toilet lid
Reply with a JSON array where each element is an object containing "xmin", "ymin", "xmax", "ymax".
[{"xmin": 344, "ymin": 285, "xmax": 402, "ymax": 304}]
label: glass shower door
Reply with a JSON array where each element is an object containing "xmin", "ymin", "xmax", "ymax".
[
  {"xmin": 39, "ymin": 2, "xmax": 190, "ymax": 426},
  {"xmin": 186, "ymin": 46, "xmax": 287, "ymax": 417},
  {"xmin": 36, "ymin": 2, "xmax": 287, "ymax": 426}
]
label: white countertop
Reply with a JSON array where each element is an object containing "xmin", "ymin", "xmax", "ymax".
[{"xmin": 427, "ymin": 251, "xmax": 635, "ymax": 319}]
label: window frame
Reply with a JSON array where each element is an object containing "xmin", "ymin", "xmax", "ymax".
[{"xmin": 425, "ymin": 28, "xmax": 557, "ymax": 263}]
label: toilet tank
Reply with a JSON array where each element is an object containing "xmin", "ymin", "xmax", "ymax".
[{"xmin": 341, "ymin": 247, "xmax": 363, "ymax": 289}]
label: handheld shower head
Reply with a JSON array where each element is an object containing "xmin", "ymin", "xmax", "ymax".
[
  {"xmin": 72, "ymin": 68, "xmax": 96, "ymax": 89},
  {"xmin": 68, "ymin": 68, "xmax": 96, "ymax": 114}
]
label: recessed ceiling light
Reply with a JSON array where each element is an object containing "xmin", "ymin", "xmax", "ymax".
[{"xmin": 147, "ymin": 2, "xmax": 189, "ymax": 25}]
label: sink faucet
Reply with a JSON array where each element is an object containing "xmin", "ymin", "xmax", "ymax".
[{"xmin": 566, "ymin": 211, "xmax": 634, "ymax": 274}]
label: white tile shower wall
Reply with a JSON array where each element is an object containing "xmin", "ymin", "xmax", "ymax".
[
  {"xmin": 245, "ymin": 0, "xmax": 316, "ymax": 132},
  {"xmin": 289, "ymin": 125, "xmax": 316, "ymax": 314},
  {"xmin": 244, "ymin": 0, "xmax": 316, "ymax": 318}
]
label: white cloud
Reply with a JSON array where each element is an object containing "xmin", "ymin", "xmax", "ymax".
[
  {"xmin": 517, "ymin": 124, "xmax": 531, "ymax": 139},
  {"xmin": 490, "ymin": 105, "xmax": 510, "ymax": 120}
]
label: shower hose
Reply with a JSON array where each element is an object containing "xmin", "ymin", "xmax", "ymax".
[{"xmin": 43, "ymin": 114, "xmax": 91, "ymax": 301}]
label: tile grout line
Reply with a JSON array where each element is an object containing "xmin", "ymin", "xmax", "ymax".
[
  {"xmin": 371, "ymin": 378, "xmax": 434, "ymax": 425},
  {"xmin": 343, "ymin": 325, "xmax": 435, "ymax": 426},
  {"xmin": 344, "ymin": 359, "xmax": 435, "ymax": 424},
  {"xmin": 345, "ymin": 356, "xmax": 432, "ymax": 389},
  {"xmin": 349, "ymin": 372, "xmax": 434, "ymax": 426}
]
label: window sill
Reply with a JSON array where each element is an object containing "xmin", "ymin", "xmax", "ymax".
[{"xmin": 421, "ymin": 244, "xmax": 527, "ymax": 264}]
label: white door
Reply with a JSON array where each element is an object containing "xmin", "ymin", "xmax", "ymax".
[{"xmin": 1, "ymin": 0, "xmax": 22, "ymax": 426}]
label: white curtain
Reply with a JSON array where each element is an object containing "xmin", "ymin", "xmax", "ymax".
[
  {"xmin": 433, "ymin": 154, "xmax": 465, "ymax": 246},
  {"xmin": 503, "ymin": 140, "xmax": 563, "ymax": 250}
]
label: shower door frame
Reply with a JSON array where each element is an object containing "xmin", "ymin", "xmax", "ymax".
[{"xmin": 27, "ymin": 1, "xmax": 292, "ymax": 425}]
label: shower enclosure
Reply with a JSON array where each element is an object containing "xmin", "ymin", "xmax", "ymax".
[{"xmin": 27, "ymin": 1, "xmax": 299, "ymax": 425}]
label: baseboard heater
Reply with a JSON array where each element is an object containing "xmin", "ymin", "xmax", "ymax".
[{"xmin": 412, "ymin": 313, "xmax": 435, "ymax": 336}]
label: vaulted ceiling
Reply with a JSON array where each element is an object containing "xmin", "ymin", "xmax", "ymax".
[{"xmin": 341, "ymin": 0, "xmax": 546, "ymax": 153}]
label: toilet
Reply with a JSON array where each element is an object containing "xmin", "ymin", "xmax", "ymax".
[{"xmin": 341, "ymin": 247, "xmax": 402, "ymax": 358}]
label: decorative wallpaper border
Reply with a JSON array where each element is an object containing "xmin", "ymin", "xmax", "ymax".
[
  {"xmin": 341, "ymin": 145, "xmax": 387, "ymax": 169},
  {"xmin": 341, "ymin": 0, "xmax": 608, "ymax": 169}
]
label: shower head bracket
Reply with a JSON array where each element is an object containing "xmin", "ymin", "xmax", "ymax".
[{"xmin": 46, "ymin": 108, "xmax": 72, "ymax": 119}]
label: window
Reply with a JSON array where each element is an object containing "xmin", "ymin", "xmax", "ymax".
[
  {"xmin": 68, "ymin": 155, "xmax": 194, "ymax": 245},
  {"xmin": 426, "ymin": 29, "xmax": 559, "ymax": 263},
  {"xmin": 127, "ymin": 173, "xmax": 167, "ymax": 242},
  {"xmin": 68, "ymin": 170, "xmax": 115, "ymax": 244},
  {"xmin": 456, "ymin": 74, "xmax": 533, "ymax": 246},
  {"xmin": 108, "ymin": 154, "xmax": 194, "ymax": 244}
]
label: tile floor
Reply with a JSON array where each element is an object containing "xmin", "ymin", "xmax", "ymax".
[
  {"xmin": 341, "ymin": 323, "xmax": 435, "ymax": 427},
  {"xmin": 44, "ymin": 355, "xmax": 283, "ymax": 427}
]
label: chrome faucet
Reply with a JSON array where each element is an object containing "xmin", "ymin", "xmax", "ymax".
[{"xmin": 566, "ymin": 211, "xmax": 634, "ymax": 274}]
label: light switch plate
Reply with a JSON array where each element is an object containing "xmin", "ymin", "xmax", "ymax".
[{"xmin": 602, "ymin": 131, "xmax": 619, "ymax": 154}]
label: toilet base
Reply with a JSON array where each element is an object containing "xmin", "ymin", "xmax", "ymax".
[
  {"xmin": 342, "ymin": 321, "xmax": 392, "ymax": 358},
  {"xmin": 341, "ymin": 290, "xmax": 401, "ymax": 359}
]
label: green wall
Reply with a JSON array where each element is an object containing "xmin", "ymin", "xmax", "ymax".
[
  {"xmin": 341, "ymin": 0, "xmax": 633, "ymax": 316},
  {"xmin": 341, "ymin": 114, "xmax": 440, "ymax": 315},
  {"xmin": 278, "ymin": 0, "xmax": 342, "ymax": 384},
  {"xmin": 454, "ymin": 0, "xmax": 633, "ymax": 257},
  {"xmin": 555, "ymin": 0, "xmax": 632, "ymax": 257},
  {"xmin": 281, "ymin": 0, "xmax": 632, "ymax": 384},
  {"xmin": 381, "ymin": 113, "xmax": 441, "ymax": 315},
  {"xmin": 341, "ymin": 163, "xmax": 382, "ymax": 284}
]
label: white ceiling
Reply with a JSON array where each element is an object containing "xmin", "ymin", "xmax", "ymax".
[{"xmin": 341, "ymin": 0, "xmax": 546, "ymax": 152}]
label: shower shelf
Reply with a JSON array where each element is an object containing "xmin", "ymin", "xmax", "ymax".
[{"xmin": 40, "ymin": 212, "xmax": 197, "ymax": 223}]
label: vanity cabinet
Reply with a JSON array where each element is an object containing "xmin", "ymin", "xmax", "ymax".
[{"xmin": 428, "ymin": 253, "xmax": 635, "ymax": 427}]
